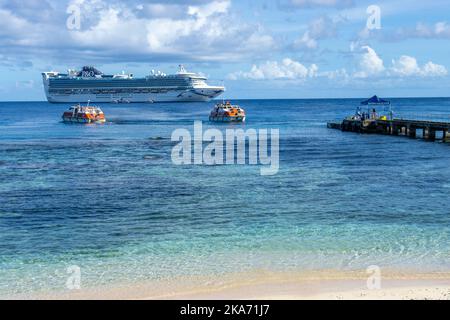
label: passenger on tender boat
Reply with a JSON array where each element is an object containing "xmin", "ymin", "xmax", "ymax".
[{"xmin": 209, "ymin": 101, "xmax": 246, "ymax": 122}]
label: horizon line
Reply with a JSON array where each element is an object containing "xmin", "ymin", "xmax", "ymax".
[{"xmin": 1, "ymin": 96, "xmax": 450, "ymax": 103}]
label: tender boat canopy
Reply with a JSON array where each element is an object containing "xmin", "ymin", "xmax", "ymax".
[{"xmin": 360, "ymin": 95, "xmax": 391, "ymax": 105}]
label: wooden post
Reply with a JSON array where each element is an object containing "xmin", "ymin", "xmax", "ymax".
[
  {"xmin": 401, "ymin": 126, "xmax": 407, "ymax": 135},
  {"xmin": 425, "ymin": 127, "xmax": 436, "ymax": 141},
  {"xmin": 392, "ymin": 125, "xmax": 399, "ymax": 135},
  {"xmin": 443, "ymin": 129, "xmax": 450, "ymax": 142},
  {"xmin": 407, "ymin": 126, "xmax": 416, "ymax": 138},
  {"xmin": 385, "ymin": 122, "xmax": 391, "ymax": 134},
  {"xmin": 430, "ymin": 129, "xmax": 436, "ymax": 141}
]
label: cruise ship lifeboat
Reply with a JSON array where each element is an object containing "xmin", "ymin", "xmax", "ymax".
[
  {"xmin": 62, "ymin": 104, "xmax": 106, "ymax": 124},
  {"xmin": 209, "ymin": 101, "xmax": 246, "ymax": 122}
]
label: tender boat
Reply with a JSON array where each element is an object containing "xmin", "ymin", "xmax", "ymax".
[
  {"xmin": 62, "ymin": 103, "xmax": 106, "ymax": 123},
  {"xmin": 209, "ymin": 101, "xmax": 246, "ymax": 122}
]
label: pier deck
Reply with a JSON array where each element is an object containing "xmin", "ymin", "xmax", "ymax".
[{"xmin": 327, "ymin": 118, "xmax": 450, "ymax": 142}]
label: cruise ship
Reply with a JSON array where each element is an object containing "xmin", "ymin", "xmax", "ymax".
[{"xmin": 42, "ymin": 65, "xmax": 225, "ymax": 103}]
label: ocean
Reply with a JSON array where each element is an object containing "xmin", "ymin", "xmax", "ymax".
[{"xmin": 1, "ymin": 98, "xmax": 450, "ymax": 297}]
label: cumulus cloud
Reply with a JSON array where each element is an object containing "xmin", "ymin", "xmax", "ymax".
[
  {"xmin": 293, "ymin": 16, "xmax": 339, "ymax": 50},
  {"xmin": 0, "ymin": 53, "xmax": 33, "ymax": 68},
  {"xmin": 0, "ymin": 0, "xmax": 54, "ymax": 22},
  {"xmin": 293, "ymin": 32, "xmax": 318, "ymax": 50},
  {"xmin": 278, "ymin": 0, "xmax": 354, "ymax": 9},
  {"xmin": 321, "ymin": 68, "xmax": 349, "ymax": 80},
  {"xmin": 353, "ymin": 45, "xmax": 447, "ymax": 79},
  {"xmin": 390, "ymin": 56, "xmax": 448, "ymax": 77},
  {"xmin": 359, "ymin": 21, "xmax": 450, "ymax": 43},
  {"xmin": 422, "ymin": 61, "xmax": 448, "ymax": 77},
  {"xmin": 353, "ymin": 45, "xmax": 385, "ymax": 78},
  {"xmin": 228, "ymin": 58, "xmax": 318, "ymax": 80},
  {"xmin": 394, "ymin": 21, "xmax": 450, "ymax": 40},
  {"xmin": 67, "ymin": 0, "xmax": 276, "ymax": 61},
  {"xmin": 0, "ymin": 0, "xmax": 276, "ymax": 64},
  {"xmin": 308, "ymin": 16, "xmax": 339, "ymax": 38},
  {"xmin": 229, "ymin": 47, "xmax": 447, "ymax": 83}
]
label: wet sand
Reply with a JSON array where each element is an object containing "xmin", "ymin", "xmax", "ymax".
[{"xmin": 20, "ymin": 269, "xmax": 450, "ymax": 300}]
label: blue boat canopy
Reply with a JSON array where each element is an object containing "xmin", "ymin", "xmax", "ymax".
[{"xmin": 360, "ymin": 95, "xmax": 391, "ymax": 105}]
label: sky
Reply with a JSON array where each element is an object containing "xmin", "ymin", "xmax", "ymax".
[{"xmin": 1, "ymin": 0, "xmax": 450, "ymax": 100}]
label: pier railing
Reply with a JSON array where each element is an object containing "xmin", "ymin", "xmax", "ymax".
[{"xmin": 394, "ymin": 113, "xmax": 450, "ymax": 123}]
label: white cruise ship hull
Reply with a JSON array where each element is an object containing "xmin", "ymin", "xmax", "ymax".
[{"xmin": 45, "ymin": 87, "xmax": 224, "ymax": 103}]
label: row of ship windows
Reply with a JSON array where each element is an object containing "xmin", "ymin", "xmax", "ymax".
[
  {"xmin": 49, "ymin": 80, "xmax": 191, "ymax": 86},
  {"xmin": 49, "ymin": 85, "xmax": 190, "ymax": 89},
  {"xmin": 48, "ymin": 88, "xmax": 187, "ymax": 94}
]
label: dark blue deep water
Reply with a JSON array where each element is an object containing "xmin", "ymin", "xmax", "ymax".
[{"xmin": 1, "ymin": 98, "xmax": 450, "ymax": 296}]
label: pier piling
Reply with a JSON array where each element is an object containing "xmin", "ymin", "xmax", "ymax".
[
  {"xmin": 425, "ymin": 128, "xmax": 436, "ymax": 141},
  {"xmin": 407, "ymin": 126, "xmax": 416, "ymax": 138},
  {"xmin": 444, "ymin": 129, "xmax": 450, "ymax": 142}
]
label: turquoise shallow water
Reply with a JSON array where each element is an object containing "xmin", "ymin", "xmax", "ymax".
[{"xmin": 1, "ymin": 98, "xmax": 450, "ymax": 297}]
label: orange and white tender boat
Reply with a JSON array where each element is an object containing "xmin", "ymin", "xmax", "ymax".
[
  {"xmin": 209, "ymin": 101, "xmax": 246, "ymax": 122},
  {"xmin": 62, "ymin": 104, "xmax": 106, "ymax": 123}
]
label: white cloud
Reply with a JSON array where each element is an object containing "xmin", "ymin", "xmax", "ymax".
[
  {"xmin": 15, "ymin": 80, "xmax": 34, "ymax": 89},
  {"xmin": 308, "ymin": 16, "xmax": 339, "ymax": 38},
  {"xmin": 229, "ymin": 46, "xmax": 448, "ymax": 83},
  {"xmin": 353, "ymin": 45, "xmax": 385, "ymax": 78},
  {"xmin": 293, "ymin": 31, "xmax": 317, "ymax": 50},
  {"xmin": 0, "ymin": 0, "xmax": 54, "ymax": 22},
  {"xmin": 0, "ymin": 0, "xmax": 276, "ymax": 64},
  {"xmin": 0, "ymin": 9, "xmax": 34, "ymax": 39},
  {"xmin": 187, "ymin": 0, "xmax": 229, "ymax": 17},
  {"xmin": 321, "ymin": 68, "xmax": 349, "ymax": 80},
  {"xmin": 391, "ymin": 56, "xmax": 448, "ymax": 77},
  {"xmin": 434, "ymin": 22, "xmax": 450, "ymax": 37},
  {"xmin": 293, "ymin": 16, "xmax": 339, "ymax": 50},
  {"xmin": 228, "ymin": 58, "xmax": 318, "ymax": 80},
  {"xmin": 66, "ymin": 0, "xmax": 276, "ymax": 62},
  {"xmin": 390, "ymin": 55, "xmax": 420, "ymax": 77},
  {"xmin": 422, "ymin": 61, "xmax": 448, "ymax": 77},
  {"xmin": 397, "ymin": 21, "xmax": 450, "ymax": 39},
  {"xmin": 353, "ymin": 45, "xmax": 447, "ymax": 79},
  {"xmin": 279, "ymin": 0, "xmax": 354, "ymax": 9},
  {"xmin": 368, "ymin": 21, "xmax": 450, "ymax": 42}
]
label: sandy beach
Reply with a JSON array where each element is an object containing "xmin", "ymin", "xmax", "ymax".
[{"xmin": 24, "ymin": 270, "xmax": 450, "ymax": 300}]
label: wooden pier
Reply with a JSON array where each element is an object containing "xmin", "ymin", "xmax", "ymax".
[{"xmin": 327, "ymin": 118, "xmax": 450, "ymax": 142}]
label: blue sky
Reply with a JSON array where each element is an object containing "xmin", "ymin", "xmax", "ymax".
[{"xmin": 1, "ymin": 0, "xmax": 450, "ymax": 100}]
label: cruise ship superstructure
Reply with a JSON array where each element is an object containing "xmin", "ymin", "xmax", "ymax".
[{"xmin": 42, "ymin": 65, "xmax": 225, "ymax": 103}]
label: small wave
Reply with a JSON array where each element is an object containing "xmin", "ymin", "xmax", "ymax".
[
  {"xmin": 109, "ymin": 119, "xmax": 159, "ymax": 125},
  {"xmin": 109, "ymin": 118, "xmax": 205, "ymax": 126},
  {"xmin": 110, "ymin": 119, "xmax": 187, "ymax": 125},
  {"xmin": 143, "ymin": 154, "xmax": 165, "ymax": 160},
  {"xmin": 148, "ymin": 136, "xmax": 170, "ymax": 141}
]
